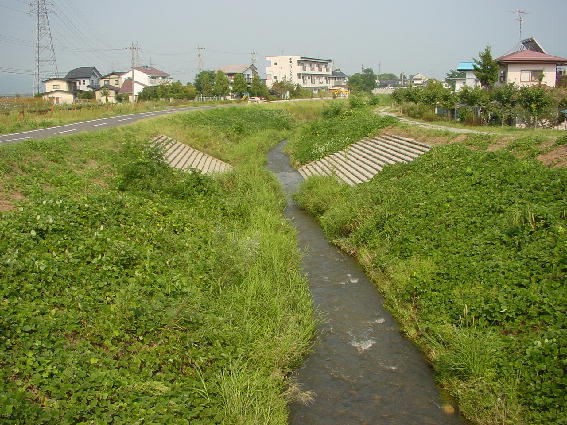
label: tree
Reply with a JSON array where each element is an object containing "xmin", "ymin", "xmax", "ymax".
[
  {"xmin": 491, "ymin": 83, "xmax": 518, "ymax": 125},
  {"xmin": 213, "ymin": 71, "xmax": 230, "ymax": 97},
  {"xmin": 100, "ymin": 87, "xmax": 109, "ymax": 103},
  {"xmin": 232, "ymin": 73, "xmax": 247, "ymax": 97},
  {"xmin": 270, "ymin": 80, "xmax": 295, "ymax": 98},
  {"xmin": 518, "ymin": 85, "xmax": 553, "ymax": 127},
  {"xmin": 348, "ymin": 68, "xmax": 377, "ymax": 93},
  {"xmin": 194, "ymin": 71, "xmax": 215, "ymax": 96},
  {"xmin": 250, "ymin": 74, "xmax": 268, "ymax": 97},
  {"xmin": 473, "ymin": 46, "xmax": 499, "ymax": 89},
  {"xmin": 445, "ymin": 69, "xmax": 465, "ymax": 90}
]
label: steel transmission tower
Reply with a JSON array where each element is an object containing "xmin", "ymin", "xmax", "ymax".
[{"xmin": 29, "ymin": 0, "xmax": 59, "ymax": 94}]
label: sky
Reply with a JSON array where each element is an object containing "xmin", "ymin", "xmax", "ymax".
[{"xmin": 1, "ymin": 0, "xmax": 566, "ymax": 95}]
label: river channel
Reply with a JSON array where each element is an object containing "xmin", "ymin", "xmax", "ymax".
[{"xmin": 266, "ymin": 140, "xmax": 465, "ymax": 425}]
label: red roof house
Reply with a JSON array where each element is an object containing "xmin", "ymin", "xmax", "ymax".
[{"xmin": 496, "ymin": 49, "xmax": 567, "ymax": 87}]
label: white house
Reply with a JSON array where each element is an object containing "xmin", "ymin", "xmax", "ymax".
[
  {"xmin": 218, "ymin": 64, "xmax": 258, "ymax": 84},
  {"xmin": 265, "ymin": 56, "xmax": 335, "ymax": 92},
  {"xmin": 409, "ymin": 73, "xmax": 427, "ymax": 86},
  {"xmin": 64, "ymin": 66, "xmax": 102, "ymax": 91},
  {"xmin": 119, "ymin": 66, "xmax": 172, "ymax": 99},
  {"xmin": 42, "ymin": 78, "xmax": 74, "ymax": 104},
  {"xmin": 496, "ymin": 49, "xmax": 567, "ymax": 87},
  {"xmin": 454, "ymin": 62, "xmax": 479, "ymax": 91}
]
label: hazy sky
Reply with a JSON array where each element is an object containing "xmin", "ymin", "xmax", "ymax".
[{"xmin": 1, "ymin": 0, "xmax": 566, "ymax": 94}]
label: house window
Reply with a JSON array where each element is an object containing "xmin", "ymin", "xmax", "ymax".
[
  {"xmin": 274, "ymin": 62, "xmax": 277, "ymax": 66},
  {"xmin": 274, "ymin": 76, "xmax": 278, "ymax": 82},
  {"xmin": 521, "ymin": 70, "xmax": 543, "ymax": 82},
  {"xmin": 53, "ymin": 84, "xmax": 60, "ymax": 89}
]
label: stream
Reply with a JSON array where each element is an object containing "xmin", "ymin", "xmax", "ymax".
[{"xmin": 266, "ymin": 140, "xmax": 465, "ymax": 425}]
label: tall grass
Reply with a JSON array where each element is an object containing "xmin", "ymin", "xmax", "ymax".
[{"xmin": 0, "ymin": 104, "xmax": 320, "ymax": 424}]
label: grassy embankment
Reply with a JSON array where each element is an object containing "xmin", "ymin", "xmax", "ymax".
[
  {"xmin": 0, "ymin": 98, "xmax": 236, "ymax": 135},
  {"xmin": 0, "ymin": 102, "xmax": 327, "ymax": 424},
  {"xmin": 289, "ymin": 105, "xmax": 566, "ymax": 425}
]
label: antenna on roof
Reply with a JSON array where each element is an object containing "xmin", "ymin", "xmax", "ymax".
[
  {"xmin": 250, "ymin": 49, "xmax": 257, "ymax": 66},
  {"xmin": 511, "ymin": 9, "xmax": 528, "ymax": 41}
]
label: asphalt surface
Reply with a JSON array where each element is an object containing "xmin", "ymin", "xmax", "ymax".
[{"xmin": 0, "ymin": 105, "xmax": 216, "ymax": 146}]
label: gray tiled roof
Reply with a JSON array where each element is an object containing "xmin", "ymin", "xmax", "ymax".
[{"xmin": 65, "ymin": 66, "xmax": 101, "ymax": 80}]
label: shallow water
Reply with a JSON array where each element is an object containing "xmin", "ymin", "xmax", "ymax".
[{"xmin": 266, "ymin": 140, "xmax": 464, "ymax": 425}]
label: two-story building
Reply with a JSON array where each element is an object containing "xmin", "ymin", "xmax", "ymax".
[
  {"xmin": 64, "ymin": 66, "xmax": 102, "ymax": 91},
  {"xmin": 99, "ymin": 72, "xmax": 127, "ymax": 88},
  {"xmin": 120, "ymin": 66, "xmax": 172, "ymax": 99},
  {"xmin": 218, "ymin": 64, "xmax": 258, "ymax": 84},
  {"xmin": 42, "ymin": 78, "xmax": 74, "ymax": 104},
  {"xmin": 265, "ymin": 56, "xmax": 335, "ymax": 92},
  {"xmin": 454, "ymin": 62, "xmax": 480, "ymax": 91}
]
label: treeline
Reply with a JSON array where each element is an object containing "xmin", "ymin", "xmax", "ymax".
[
  {"xmin": 392, "ymin": 82, "xmax": 567, "ymax": 127},
  {"xmin": 137, "ymin": 70, "xmax": 324, "ymax": 102}
]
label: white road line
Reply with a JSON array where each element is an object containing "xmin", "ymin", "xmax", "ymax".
[
  {"xmin": 117, "ymin": 118, "xmax": 130, "ymax": 122},
  {"xmin": 93, "ymin": 123, "xmax": 108, "ymax": 127},
  {"xmin": 58, "ymin": 129, "xmax": 76, "ymax": 134},
  {"xmin": 4, "ymin": 136, "xmax": 31, "ymax": 142}
]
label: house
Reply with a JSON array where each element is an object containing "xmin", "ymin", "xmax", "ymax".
[
  {"xmin": 218, "ymin": 64, "xmax": 258, "ymax": 84},
  {"xmin": 128, "ymin": 66, "xmax": 172, "ymax": 95},
  {"xmin": 496, "ymin": 49, "xmax": 567, "ymax": 87},
  {"xmin": 409, "ymin": 73, "xmax": 427, "ymax": 86},
  {"xmin": 95, "ymin": 85, "xmax": 120, "ymax": 103},
  {"xmin": 64, "ymin": 66, "xmax": 102, "ymax": 91},
  {"xmin": 118, "ymin": 79, "xmax": 147, "ymax": 102},
  {"xmin": 42, "ymin": 78, "xmax": 74, "ymax": 104},
  {"xmin": 99, "ymin": 72, "xmax": 127, "ymax": 88},
  {"xmin": 329, "ymin": 69, "xmax": 348, "ymax": 88},
  {"xmin": 265, "ymin": 56, "xmax": 335, "ymax": 92},
  {"xmin": 454, "ymin": 62, "xmax": 480, "ymax": 91}
]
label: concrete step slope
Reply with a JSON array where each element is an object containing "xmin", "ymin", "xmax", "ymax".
[
  {"xmin": 297, "ymin": 134, "xmax": 431, "ymax": 185},
  {"xmin": 150, "ymin": 135, "xmax": 232, "ymax": 175}
]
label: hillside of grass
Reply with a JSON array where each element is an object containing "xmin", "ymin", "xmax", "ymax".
[
  {"xmin": 294, "ymin": 145, "xmax": 566, "ymax": 425},
  {"xmin": 0, "ymin": 104, "xmax": 325, "ymax": 424}
]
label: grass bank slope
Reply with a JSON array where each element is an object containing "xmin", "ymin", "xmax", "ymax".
[
  {"xmin": 286, "ymin": 104, "xmax": 397, "ymax": 167},
  {"xmin": 294, "ymin": 145, "xmax": 566, "ymax": 425},
  {"xmin": 0, "ymin": 105, "xmax": 318, "ymax": 424}
]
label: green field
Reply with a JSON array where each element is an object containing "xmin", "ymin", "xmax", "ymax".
[
  {"xmin": 291, "ymin": 116, "xmax": 566, "ymax": 424},
  {"xmin": 0, "ymin": 103, "xmax": 327, "ymax": 424}
]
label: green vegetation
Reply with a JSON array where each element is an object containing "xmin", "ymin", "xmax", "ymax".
[
  {"xmin": 0, "ymin": 104, "xmax": 325, "ymax": 424},
  {"xmin": 137, "ymin": 82, "xmax": 197, "ymax": 101},
  {"xmin": 293, "ymin": 140, "xmax": 566, "ymax": 425},
  {"xmin": 472, "ymin": 46, "xmax": 499, "ymax": 89},
  {"xmin": 347, "ymin": 67, "xmax": 378, "ymax": 93},
  {"xmin": 0, "ymin": 97, "xmax": 230, "ymax": 135},
  {"xmin": 392, "ymin": 82, "xmax": 567, "ymax": 127},
  {"xmin": 287, "ymin": 101, "xmax": 397, "ymax": 166}
]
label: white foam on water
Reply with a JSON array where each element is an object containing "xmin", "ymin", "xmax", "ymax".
[{"xmin": 350, "ymin": 338, "xmax": 376, "ymax": 353}]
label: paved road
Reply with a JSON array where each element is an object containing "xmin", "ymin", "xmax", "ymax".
[{"xmin": 0, "ymin": 105, "xmax": 216, "ymax": 146}]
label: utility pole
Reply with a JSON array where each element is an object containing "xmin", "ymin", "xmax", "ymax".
[
  {"xmin": 196, "ymin": 45, "xmax": 205, "ymax": 73},
  {"xmin": 128, "ymin": 41, "xmax": 140, "ymax": 100},
  {"xmin": 29, "ymin": 0, "xmax": 58, "ymax": 95}
]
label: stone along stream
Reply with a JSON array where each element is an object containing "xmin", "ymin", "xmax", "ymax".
[{"xmin": 267, "ymin": 140, "xmax": 464, "ymax": 425}]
